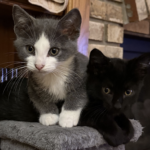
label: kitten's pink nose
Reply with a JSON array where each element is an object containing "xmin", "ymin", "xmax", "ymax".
[{"xmin": 35, "ymin": 64, "xmax": 45, "ymax": 71}]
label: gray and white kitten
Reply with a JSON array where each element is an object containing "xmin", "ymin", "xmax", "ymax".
[{"xmin": 13, "ymin": 5, "xmax": 88, "ymax": 127}]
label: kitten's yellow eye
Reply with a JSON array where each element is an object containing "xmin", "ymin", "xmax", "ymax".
[
  {"xmin": 49, "ymin": 47, "xmax": 59, "ymax": 56},
  {"xmin": 26, "ymin": 45, "xmax": 35, "ymax": 53},
  {"xmin": 125, "ymin": 90, "xmax": 132, "ymax": 96},
  {"xmin": 102, "ymin": 87, "xmax": 111, "ymax": 94}
]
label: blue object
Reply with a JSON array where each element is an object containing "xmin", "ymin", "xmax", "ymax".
[{"xmin": 121, "ymin": 35, "xmax": 150, "ymax": 59}]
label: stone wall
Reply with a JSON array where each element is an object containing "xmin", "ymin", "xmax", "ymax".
[{"xmin": 88, "ymin": 0, "xmax": 124, "ymax": 58}]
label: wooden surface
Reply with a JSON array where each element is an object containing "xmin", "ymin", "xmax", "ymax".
[
  {"xmin": 124, "ymin": 31, "xmax": 150, "ymax": 39},
  {"xmin": 124, "ymin": 20, "xmax": 150, "ymax": 35},
  {"xmin": 124, "ymin": 15, "xmax": 150, "ymax": 39},
  {"xmin": 66, "ymin": 0, "xmax": 90, "ymax": 56},
  {"xmin": 124, "ymin": 0, "xmax": 139, "ymax": 22}
]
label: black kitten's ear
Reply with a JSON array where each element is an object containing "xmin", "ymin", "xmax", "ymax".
[
  {"xmin": 87, "ymin": 49, "xmax": 109, "ymax": 75},
  {"xmin": 89, "ymin": 49, "xmax": 107, "ymax": 64},
  {"xmin": 57, "ymin": 8, "xmax": 81, "ymax": 40},
  {"xmin": 129, "ymin": 53, "xmax": 150, "ymax": 80},
  {"xmin": 12, "ymin": 5, "xmax": 35, "ymax": 36}
]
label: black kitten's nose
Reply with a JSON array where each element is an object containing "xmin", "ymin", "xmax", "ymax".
[{"xmin": 114, "ymin": 100, "xmax": 122, "ymax": 109}]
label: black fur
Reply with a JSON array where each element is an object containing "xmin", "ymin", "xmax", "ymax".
[{"xmin": 79, "ymin": 49, "xmax": 150, "ymax": 147}]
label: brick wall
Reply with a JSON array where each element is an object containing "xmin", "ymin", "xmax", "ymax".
[{"xmin": 88, "ymin": 0, "xmax": 124, "ymax": 58}]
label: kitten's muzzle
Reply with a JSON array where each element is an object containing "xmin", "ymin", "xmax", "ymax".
[
  {"xmin": 35, "ymin": 64, "xmax": 45, "ymax": 71},
  {"xmin": 114, "ymin": 98, "xmax": 123, "ymax": 109},
  {"xmin": 114, "ymin": 102, "xmax": 121, "ymax": 109}
]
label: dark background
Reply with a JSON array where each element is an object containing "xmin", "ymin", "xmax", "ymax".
[{"xmin": 121, "ymin": 34, "xmax": 150, "ymax": 59}]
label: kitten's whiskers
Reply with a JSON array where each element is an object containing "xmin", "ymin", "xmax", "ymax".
[{"xmin": 8, "ymin": 68, "xmax": 28, "ymax": 100}]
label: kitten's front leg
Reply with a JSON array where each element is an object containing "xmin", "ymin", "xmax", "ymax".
[
  {"xmin": 59, "ymin": 89, "xmax": 87, "ymax": 128},
  {"xmin": 59, "ymin": 107, "xmax": 82, "ymax": 128},
  {"xmin": 114, "ymin": 113, "xmax": 134, "ymax": 144},
  {"xmin": 28, "ymin": 86, "xmax": 59, "ymax": 126},
  {"xmin": 33, "ymin": 100, "xmax": 59, "ymax": 126},
  {"xmin": 39, "ymin": 112, "xmax": 59, "ymax": 126}
]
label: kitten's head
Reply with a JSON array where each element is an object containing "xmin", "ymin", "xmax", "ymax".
[
  {"xmin": 87, "ymin": 48, "xmax": 150, "ymax": 111},
  {"xmin": 13, "ymin": 5, "xmax": 81, "ymax": 73}
]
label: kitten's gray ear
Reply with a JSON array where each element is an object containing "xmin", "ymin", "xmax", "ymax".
[
  {"xmin": 12, "ymin": 5, "xmax": 35, "ymax": 36},
  {"xmin": 57, "ymin": 8, "xmax": 82, "ymax": 40},
  {"xmin": 87, "ymin": 49, "xmax": 109, "ymax": 75}
]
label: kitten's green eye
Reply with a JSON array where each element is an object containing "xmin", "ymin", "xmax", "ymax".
[
  {"xmin": 125, "ymin": 90, "xmax": 132, "ymax": 96},
  {"xmin": 49, "ymin": 47, "xmax": 59, "ymax": 56},
  {"xmin": 26, "ymin": 45, "xmax": 35, "ymax": 53},
  {"xmin": 102, "ymin": 87, "xmax": 111, "ymax": 94}
]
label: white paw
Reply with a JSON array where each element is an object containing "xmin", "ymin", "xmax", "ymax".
[
  {"xmin": 59, "ymin": 109, "xmax": 81, "ymax": 128},
  {"xmin": 39, "ymin": 113, "xmax": 58, "ymax": 126}
]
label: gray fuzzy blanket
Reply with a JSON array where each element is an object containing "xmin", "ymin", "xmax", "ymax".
[{"xmin": 0, "ymin": 119, "xmax": 142, "ymax": 150}]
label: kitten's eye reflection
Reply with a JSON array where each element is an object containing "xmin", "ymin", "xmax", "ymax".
[
  {"xmin": 26, "ymin": 45, "xmax": 35, "ymax": 53},
  {"xmin": 102, "ymin": 87, "xmax": 111, "ymax": 94},
  {"xmin": 125, "ymin": 90, "xmax": 132, "ymax": 96},
  {"xmin": 49, "ymin": 47, "xmax": 59, "ymax": 56}
]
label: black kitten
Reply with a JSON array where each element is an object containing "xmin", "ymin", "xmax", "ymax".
[{"xmin": 79, "ymin": 49, "xmax": 150, "ymax": 147}]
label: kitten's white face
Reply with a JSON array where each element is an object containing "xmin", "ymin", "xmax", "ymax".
[
  {"xmin": 26, "ymin": 32, "xmax": 58, "ymax": 73},
  {"xmin": 13, "ymin": 5, "xmax": 81, "ymax": 76}
]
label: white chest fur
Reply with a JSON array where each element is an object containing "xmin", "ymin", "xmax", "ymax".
[
  {"xmin": 39, "ymin": 71, "xmax": 68, "ymax": 99},
  {"xmin": 34, "ymin": 57, "xmax": 73, "ymax": 100}
]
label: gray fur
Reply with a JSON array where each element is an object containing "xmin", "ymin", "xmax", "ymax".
[
  {"xmin": 28, "ymin": 52, "xmax": 88, "ymax": 115},
  {"xmin": 0, "ymin": 119, "xmax": 142, "ymax": 150},
  {"xmin": 13, "ymin": 5, "xmax": 88, "ymax": 121}
]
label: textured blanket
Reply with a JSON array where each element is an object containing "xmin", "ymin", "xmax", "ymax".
[{"xmin": 0, "ymin": 119, "xmax": 143, "ymax": 150}]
